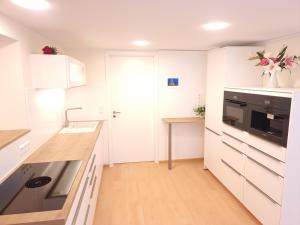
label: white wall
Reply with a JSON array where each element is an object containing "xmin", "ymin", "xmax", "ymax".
[
  {"xmin": 158, "ymin": 51, "xmax": 207, "ymax": 160},
  {"xmin": 65, "ymin": 49, "xmax": 109, "ymax": 164},
  {"xmin": 0, "ymin": 13, "xmax": 65, "ymax": 152},
  {"xmin": 65, "ymin": 49, "xmax": 107, "ymax": 120},
  {"xmin": 0, "ymin": 40, "xmax": 28, "ymax": 129},
  {"xmin": 64, "ymin": 50, "xmax": 207, "ymax": 163},
  {"xmin": 262, "ymin": 34, "xmax": 300, "ymax": 87}
]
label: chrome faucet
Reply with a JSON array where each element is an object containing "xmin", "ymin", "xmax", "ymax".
[{"xmin": 64, "ymin": 107, "xmax": 82, "ymax": 127}]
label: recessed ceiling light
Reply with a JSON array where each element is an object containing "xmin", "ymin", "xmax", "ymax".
[
  {"xmin": 202, "ymin": 22, "xmax": 230, "ymax": 31},
  {"xmin": 11, "ymin": 0, "xmax": 51, "ymax": 11},
  {"xmin": 131, "ymin": 40, "xmax": 151, "ymax": 47}
]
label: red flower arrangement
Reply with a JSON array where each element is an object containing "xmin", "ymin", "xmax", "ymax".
[{"xmin": 42, "ymin": 46, "xmax": 58, "ymax": 55}]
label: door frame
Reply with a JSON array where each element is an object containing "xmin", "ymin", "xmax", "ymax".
[{"xmin": 105, "ymin": 51, "xmax": 159, "ymax": 166}]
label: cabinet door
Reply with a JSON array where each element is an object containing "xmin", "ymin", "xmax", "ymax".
[
  {"xmin": 225, "ymin": 47, "xmax": 262, "ymax": 86},
  {"xmin": 204, "ymin": 128, "xmax": 222, "ymax": 179},
  {"xmin": 0, "ymin": 134, "xmax": 31, "ymax": 179},
  {"xmin": 244, "ymin": 180, "xmax": 281, "ymax": 225},
  {"xmin": 31, "ymin": 54, "xmax": 69, "ymax": 88},
  {"xmin": 220, "ymin": 159, "xmax": 244, "ymax": 201},
  {"xmin": 205, "ymin": 49, "xmax": 226, "ymax": 134},
  {"xmin": 68, "ymin": 58, "xmax": 86, "ymax": 88}
]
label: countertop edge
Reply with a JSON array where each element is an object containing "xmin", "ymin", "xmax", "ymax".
[{"xmin": 0, "ymin": 129, "xmax": 31, "ymax": 151}]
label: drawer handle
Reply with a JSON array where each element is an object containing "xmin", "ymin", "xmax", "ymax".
[
  {"xmin": 221, "ymin": 159, "xmax": 242, "ymax": 176},
  {"xmin": 72, "ymin": 176, "xmax": 89, "ymax": 225},
  {"xmin": 90, "ymin": 176, "xmax": 97, "ymax": 199},
  {"xmin": 90, "ymin": 165, "xmax": 97, "ymax": 186},
  {"xmin": 247, "ymin": 156, "xmax": 283, "ymax": 178},
  {"xmin": 222, "ymin": 131, "xmax": 243, "ymax": 143},
  {"xmin": 83, "ymin": 204, "xmax": 91, "ymax": 225},
  {"xmin": 222, "ymin": 141, "xmax": 243, "ymax": 154},
  {"xmin": 205, "ymin": 127, "xmax": 221, "ymax": 136},
  {"xmin": 89, "ymin": 154, "xmax": 96, "ymax": 173},
  {"xmin": 246, "ymin": 179, "xmax": 278, "ymax": 205},
  {"xmin": 248, "ymin": 145, "xmax": 283, "ymax": 163}
]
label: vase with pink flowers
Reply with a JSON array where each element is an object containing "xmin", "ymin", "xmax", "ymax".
[{"xmin": 249, "ymin": 46, "xmax": 300, "ymax": 88}]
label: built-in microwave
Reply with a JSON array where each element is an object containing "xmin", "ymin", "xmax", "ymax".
[
  {"xmin": 247, "ymin": 94, "xmax": 291, "ymax": 147},
  {"xmin": 223, "ymin": 90, "xmax": 291, "ymax": 147},
  {"xmin": 223, "ymin": 91, "xmax": 248, "ymax": 131}
]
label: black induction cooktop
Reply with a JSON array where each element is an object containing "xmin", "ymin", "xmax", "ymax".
[{"xmin": 0, "ymin": 160, "xmax": 81, "ymax": 215}]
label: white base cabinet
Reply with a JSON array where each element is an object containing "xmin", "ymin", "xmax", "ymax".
[
  {"xmin": 220, "ymin": 159, "xmax": 244, "ymax": 202},
  {"xmin": 66, "ymin": 127, "xmax": 104, "ymax": 225},
  {"xmin": 0, "ymin": 134, "xmax": 31, "ymax": 181},
  {"xmin": 203, "ymin": 128, "xmax": 222, "ymax": 180},
  {"xmin": 244, "ymin": 180, "xmax": 281, "ymax": 225}
]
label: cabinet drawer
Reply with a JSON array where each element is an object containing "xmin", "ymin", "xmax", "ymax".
[
  {"xmin": 246, "ymin": 133, "xmax": 286, "ymax": 162},
  {"xmin": 222, "ymin": 131, "xmax": 245, "ymax": 153},
  {"xmin": 220, "ymin": 160, "xmax": 243, "ymax": 201},
  {"xmin": 246, "ymin": 145, "xmax": 285, "ymax": 177},
  {"xmin": 222, "ymin": 124, "xmax": 247, "ymax": 142},
  {"xmin": 245, "ymin": 157, "xmax": 284, "ymax": 204},
  {"xmin": 72, "ymin": 176, "xmax": 90, "ymax": 225},
  {"xmin": 244, "ymin": 180, "xmax": 281, "ymax": 225},
  {"xmin": 221, "ymin": 141, "xmax": 244, "ymax": 175}
]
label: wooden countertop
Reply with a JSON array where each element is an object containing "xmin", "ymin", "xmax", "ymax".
[
  {"xmin": 162, "ymin": 117, "xmax": 204, "ymax": 124},
  {"xmin": 0, "ymin": 129, "xmax": 30, "ymax": 150},
  {"xmin": 0, "ymin": 121, "xmax": 104, "ymax": 225}
]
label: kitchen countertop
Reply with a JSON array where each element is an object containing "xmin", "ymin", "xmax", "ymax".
[
  {"xmin": 0, "ymin": 121, "xmax": 103, "ymax": 225},
  {"xmin": 0, "ymin": 129, "xmax": 30, "ymax": 150}
]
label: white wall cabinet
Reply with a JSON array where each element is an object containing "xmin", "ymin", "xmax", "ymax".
[
  {"xmin": 30, "ymin": 54, "xmax": 86, "ymax": 89},
  {"xmin": 66, "ymin": 125, "xmax": 104, "ymax": 225}
]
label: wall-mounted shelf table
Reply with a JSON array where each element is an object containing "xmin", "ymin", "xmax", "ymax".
[{"xmin": 162, "ymin": 117, "xmax": 204, "ymax": 169}]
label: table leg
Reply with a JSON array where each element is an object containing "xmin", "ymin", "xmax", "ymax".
[{"xmin": 168, "ymin": 123, "xmax": 172, "ymax": 170}]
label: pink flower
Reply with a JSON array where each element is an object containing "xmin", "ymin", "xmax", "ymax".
[
  {"xmin": 285, "ymin": 56, "xmax": 294, "ymax": 66},
  {"xmin": 270, "ymin": 57, "xmax": 278, "ymax": 63},
  {"xmin": 259, "ymin": 58, "xmax": 269, "ymax": 66}
]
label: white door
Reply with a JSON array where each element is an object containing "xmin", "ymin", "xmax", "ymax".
[{"xmin": 108, "ymin": 54, "xmax": 156, "ymax": 163}]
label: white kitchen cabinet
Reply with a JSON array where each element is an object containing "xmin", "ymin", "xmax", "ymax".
[
  {"xmin": 220, "ymin": 140, "xmax": 245, "ymax": 175},
  {"xmin": 203, "ymin": 128, "xmax": 222, "ymax": 180},
  {"xmin": 244, "ymin": 180, "xmax": 281, "ymax": 225},
  {"xmin": 66, "ymin": 124, "xmax": 104, "ymax": 225},
  {"xmin": 204, "ymin": 46, "xmax": 262, "ymax": 185},
  {"xmin": 244, "ymin": 156, "xmax": 284, "ymax": 204},
  {"xmin": 205, "ymin": 47, "xmax": 262, "ymax": 135},
  {"xmin": 220, "ymin": 159, "xmax": 244, "ymax": 201},
  {"xmin": 30, "ymin": 54, "xmax": 86, "ymax": 89},
  {"xmin": 0, "ymin": 133, "xmax": 31, "ymax": 181}
]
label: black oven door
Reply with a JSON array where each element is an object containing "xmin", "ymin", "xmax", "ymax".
[
  {"xmin": 223, "ymin": 99, "xmax": 248, "ymax": 131},
  {"xmin": 248, "ymin": 104, "xmax": 290, "ymax": 147}
]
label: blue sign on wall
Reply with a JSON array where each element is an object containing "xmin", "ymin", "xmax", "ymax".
[{"xmin": 168, "ymin": 78, "xmax": 179, "ymax": 86}]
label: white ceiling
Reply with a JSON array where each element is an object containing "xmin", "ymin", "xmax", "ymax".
[{"xmin": 0, "ymin": 0, "xmax": 300, "ymax": 50}]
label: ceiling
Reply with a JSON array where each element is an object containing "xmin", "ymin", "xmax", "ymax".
[{"xmin": 0, "ymin": 0, "xmax": 300, "ymax": 50}]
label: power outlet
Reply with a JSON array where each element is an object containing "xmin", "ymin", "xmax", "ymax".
[{"xmin": 19, "ymin": 140, "xmax": 31, "ymax": 157}]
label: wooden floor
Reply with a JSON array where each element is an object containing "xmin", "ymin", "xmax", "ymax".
[{"xmin": 93, "ymin": 159, "xmax": 261, "ymax": 225}]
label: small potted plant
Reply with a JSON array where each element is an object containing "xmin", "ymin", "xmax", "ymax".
[{"xmin": 193, "ymin": 105, "xmax": 205, "ymax": 118}]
